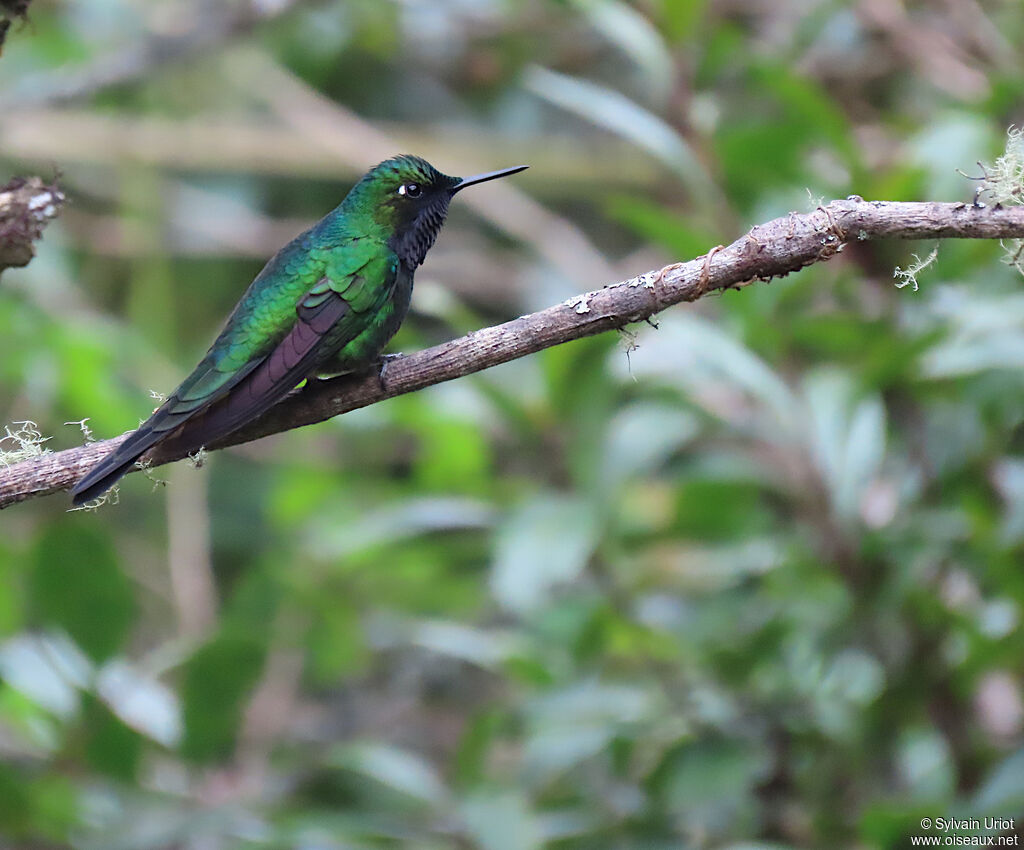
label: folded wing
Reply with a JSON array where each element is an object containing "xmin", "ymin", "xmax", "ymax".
[{"xmin": 71, "ymin": 243, "xmax": 397, "ymax": 505}]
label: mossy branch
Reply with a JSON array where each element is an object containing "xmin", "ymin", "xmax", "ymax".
[
  {"xmin": 0, "ymin": 176, "xmax": 64, "ymax": 274},
  {"xmin": 2, "ymin": 197, "xmax": 1024, "ymax": 509}
]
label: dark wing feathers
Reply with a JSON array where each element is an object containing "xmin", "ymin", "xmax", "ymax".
[
  {"xmin": 157, "ymin": 291, "xmax": 351, "ymax": 452},
  {"xmin": 72, "ymin": 237, "xmax": 398, "ymax": 505},
  {"xmin": 71, "ymin": 256, "xmax": 398, "ymax": 506},
  {"xmin": 70, "ymin": 290, "xmax": 354, "ymax": 506}
]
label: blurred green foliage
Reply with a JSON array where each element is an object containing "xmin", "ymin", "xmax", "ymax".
[{"xmin": 1, "ymin": 1, "xmax": 1024, "ymax": 848}]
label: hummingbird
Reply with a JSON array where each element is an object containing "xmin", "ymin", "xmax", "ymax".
[{"xmin": 71, "ymin": 155, "xmax": 528, "ymax": 505}]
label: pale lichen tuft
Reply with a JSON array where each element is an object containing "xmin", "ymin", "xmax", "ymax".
[
  {"xmin": 0, "ymin": 420, "xmax": 52, "ymax": 466},
  {"xmin": 894, "ymin": 248, "xmax": 938, "ymax": 293},
  {"xmin": 69, "ymin": 487, "xmax": 119, "ymax": 512},
  {"xmin": 137, "ymin": 457, "xmax": 167, "ymax": 492},
  {"xmin": 65, "ymin": 418, "xmax": 96, "ymax": 443},
  {"xmin": 982, "ymin": 125, "xmax": 1024, "ymax": 207},
  {"xmin": 979, "ymin": 127, "xmax": 1024, "ymax": 277}
]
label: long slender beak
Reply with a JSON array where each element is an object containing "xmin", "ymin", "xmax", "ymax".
[{"xmin": 452, "ymin": 165, "xmax": 529, "ymax": 193}]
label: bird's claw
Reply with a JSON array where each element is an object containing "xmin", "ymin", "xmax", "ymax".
[{"xmin": 375, "ymin": 353, "xmax": 403, "ymax": 391}]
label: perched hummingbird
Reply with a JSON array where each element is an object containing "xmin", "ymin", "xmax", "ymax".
[{"xmin": 71, "ymin": 155, "xmax": 527, "ymax": 505}]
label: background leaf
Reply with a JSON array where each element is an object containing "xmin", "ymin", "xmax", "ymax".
[
  {"xmin": 491, "ymin": 494, "xmax": 600, "ymax": 615},
  {"xmin": 29, "ymin": 522, "xmax": 135, "ymax": 662}
]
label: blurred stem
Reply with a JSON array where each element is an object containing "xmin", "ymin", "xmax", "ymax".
[
  {"xmin": 165, "ymin": 462, "xmax": 217, "ymax": 638},
  {"xmin": 0, "ymin": 108, "xmax": 660, "ymax": 196},
  {"xmin": 120, "ymin": 167, "xmax": 217, "ymax": 637},
  {"xmin": 237, "ymin": 628, "xmax": 305, "ymax": 786},
  {"xmin": 122, "ymin": 167, "xmax": 177, "ymax": 355},
  {"xmin": 856, "ymin": 0, "xmax": 990, "ymax": 100},
  {"xmin": 0, "ymin": 0, "xmax": 313, "ymax": 110}
]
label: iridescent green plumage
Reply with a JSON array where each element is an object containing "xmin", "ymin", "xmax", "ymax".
[{"xmin": 71, "ymin": 155, "xmax": 527, "ymax": 505}]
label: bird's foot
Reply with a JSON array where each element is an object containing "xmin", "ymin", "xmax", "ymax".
[{"xmin": 375, "ymin": 353, "xmax": 403, "ymax": 392}]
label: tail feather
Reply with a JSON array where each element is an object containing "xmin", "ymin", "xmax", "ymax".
[
  {"xmin": 70, "ymin": 355, "xmax": 270, "ymax": 505},
  {"xmin": 70, "ymin": 425, "xmax": 167, "ymax": 505}
]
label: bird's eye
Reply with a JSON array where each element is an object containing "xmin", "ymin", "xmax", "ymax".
[{"xmin": 398, "ymin": 183, "xmax": 422, "ymax": 198}]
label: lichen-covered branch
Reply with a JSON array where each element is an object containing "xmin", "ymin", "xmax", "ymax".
[
  {"xmin": 0, "ymin": 176, "xmax": 64, "ymax": 274},
  {"xmin": 2, "ymin": 197, "xmax": 1024, "ymax": 509}
]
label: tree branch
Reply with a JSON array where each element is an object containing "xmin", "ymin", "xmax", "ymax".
[{"xmin": 2, "ymin": 197, "xmax": 1023, "ymax": 509}]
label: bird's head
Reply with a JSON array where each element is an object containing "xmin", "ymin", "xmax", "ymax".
[{"xmin": 350, "ymin": 155, "xmax": 527, "ymax": 268}]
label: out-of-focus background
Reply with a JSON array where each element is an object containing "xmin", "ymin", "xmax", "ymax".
[{"xmin": 1, "ymin": 1, "xmax": 1024, "ymax": 847}]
